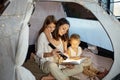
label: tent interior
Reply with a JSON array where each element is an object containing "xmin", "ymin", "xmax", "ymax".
[
  {"xmin": 0, "ymin": 0, "xmax": 120, "ymax": 80},
  {"xmin": 26, "ymin": 1, "xmax": 114, "ymax": 80}
]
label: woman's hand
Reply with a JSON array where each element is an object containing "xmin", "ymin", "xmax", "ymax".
[{"xmin": 44, "ymin": 28, "xmax": 55, "ymax": 45}]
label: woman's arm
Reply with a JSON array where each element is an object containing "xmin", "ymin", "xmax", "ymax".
[
  {"xmin": 44, "ymin": 28, "xmax": 55, "ymax": 45},
  {"xmin": 63, "ymin": 41, "xmax": 68, "ymax": 53}
]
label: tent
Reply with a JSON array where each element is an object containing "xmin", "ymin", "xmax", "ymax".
[
  {"xmin": 0, "ymin": 0, "xmax": 35, "ymax": 80},
  {"xmin": 0, "ymin": 0, "xmax": 120, "ymax": 80}
]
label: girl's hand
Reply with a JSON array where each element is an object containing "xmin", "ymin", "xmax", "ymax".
[{"xmin": 51, "ymin": 49, "xmax": 60, "ymax": 57}]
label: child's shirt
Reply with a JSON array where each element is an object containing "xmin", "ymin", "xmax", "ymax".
[{"xmin": 68, "ymin": 46, "xmax": 82, "ymax": 57}]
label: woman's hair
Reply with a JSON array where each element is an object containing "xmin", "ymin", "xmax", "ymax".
[
  {"xmin": 52, "ymin": 18, "xmax": 70, "ymax": 41},
  {"xmin": 70, "ymin": 33, "xmax": 80, "ymax": 42}
]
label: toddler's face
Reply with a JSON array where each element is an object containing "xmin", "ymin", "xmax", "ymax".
[{"xmin": 70, "ymin": 39, "xmax": 80, "ymax": 48}]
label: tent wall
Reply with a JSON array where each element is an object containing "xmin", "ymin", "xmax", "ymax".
[
  {"xmin": 29, "ymin": 2, "xmax": 66, "ymax": 45},
  {"xmin": 67, "ymin": 17, "xmax": 113, "ymax": 51},
  {"xmin": 0, "ymin": 0, "xmax": 35, "ymax": 80},
  {"xmin": 0, "ymin": 0, "xmax": 120, "ymax": 80}
]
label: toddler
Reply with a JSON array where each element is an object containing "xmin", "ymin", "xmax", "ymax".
[{"xmin": 67, "ymin": 33, "xmax": 99, "ymax": 77}]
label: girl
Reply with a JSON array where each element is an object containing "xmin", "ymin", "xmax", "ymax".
[{"xmin": 31, "ymin": 15, "xmax": 57, "ymax": 80}]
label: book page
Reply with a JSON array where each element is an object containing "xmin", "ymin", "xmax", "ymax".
[{"xmin": 62, "ymin": 57, "xmax": 87, "ymax": 65}]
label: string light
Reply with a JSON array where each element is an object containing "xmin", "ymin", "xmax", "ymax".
[
  {"xmin": 1, "ymin": 24, "xmax": 5, "ymax": 27},
  {"xmin": 17, "ymin": 15, "xmax": 20, "ymax": 18},
  {"xmin": 0, "ymin": 27, "xmax": 21, "ymax": 39},
  {"xmin": 0, "ymin": 1, "xmax": 33, "ymax": 40}
]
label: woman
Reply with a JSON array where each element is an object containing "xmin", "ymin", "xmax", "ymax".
[
  {"xmin": 41, "ymin": 18, "xmax": 84, "ymax": 80},
  {"xmin": 45, "ymin": 18, "xmax": 69, "ymax": 54}
]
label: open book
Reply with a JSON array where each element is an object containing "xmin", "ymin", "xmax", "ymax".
[{"xmin": 62, "ymin": 57, "xmax": 87, "ymax": 65}]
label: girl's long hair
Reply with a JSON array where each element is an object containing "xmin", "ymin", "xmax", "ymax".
[{"xmin": 36, "ymin": 15, "xmax": 56, "ymax": 41}]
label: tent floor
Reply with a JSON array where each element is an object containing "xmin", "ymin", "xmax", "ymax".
[
  {"xmin": 23, "ymin": 59, "xmax": 78, "ymax": 80},
  {"xmin": 23, "ymin": 59, "xmax": 43, "ymax": 80}
]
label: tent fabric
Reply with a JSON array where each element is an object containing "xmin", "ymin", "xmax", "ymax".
[
  {"xmin": 15, "ymin": 23, "xmax": 35, "ymax": 80},
  {"xmin": 0, "ymin": 0, "xmax": 120, "ymax": 80},
  {"xmin": 73, "ymin": 1, "xmax": 120, "ymax": 80},
  {"xmin": 29, "ymin": 2, "xmax": 66, "ymax": 45},
  {"xmin": 0, "ymin": 0, "xmax": 35, "ymax": 80}
]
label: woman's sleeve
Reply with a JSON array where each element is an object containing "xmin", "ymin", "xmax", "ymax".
[{"xmin": 36, "ymin": 33, "xmax": 45, "ymax": 58}]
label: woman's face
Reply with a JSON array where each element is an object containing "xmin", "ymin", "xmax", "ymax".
[
  {"xmin": 47, "ymin": 23, "xmax": 56, "ymax": 33},
  {"xmin": 58, "ymin": 24, "xmax": 69, "ymax": 36}
]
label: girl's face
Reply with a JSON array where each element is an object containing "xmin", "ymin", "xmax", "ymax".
[
  {"xmin": 47, "ymin": 23, "xmax": 56, "ymax": 33},
  {"xmin": 70, "ymin": 39, "xmax": 80, "ymax": 49},
  {"xmin": 58, "ymin": 24, "xmax": 69, "ymax": 36}
]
